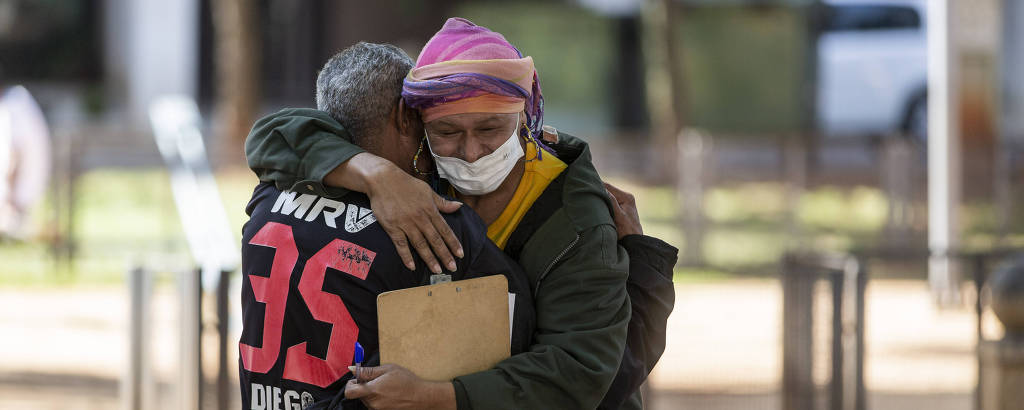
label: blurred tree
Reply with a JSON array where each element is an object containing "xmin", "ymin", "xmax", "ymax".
[
  {"xmin": 644, "ymin": 0, "xmax": 686, "ymax": 139},
  {"xmin": 212, "ymin": 0, "xmax": 260, "ymax": 164},
  {"xmin": 642, "ymin": 0, "xmax": 688, "ymax": 178},
  {"xmin": 0, "ymin": 0, "xmax": 101, "ymax": 82},
  {"xmin": 454, "ymin": 1, "xmax": 614, "ymax": 134},
  {"xmin": 676, "ymin": 5, "xmax": 805, "ymax": 134},
  {"xmin": 610, "ymin": 15, "xmax": 649, "ymax": 131},
  {"xmin": 644, "ymin": 0, "xmax": 700, "ymax": 262}
]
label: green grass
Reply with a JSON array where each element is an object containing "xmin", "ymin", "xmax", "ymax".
[
  {"xmin": 705, "ymin": 183, "xmax": 788, "ymax": 225},
  {"xmin": 0, "ymin": 167, "xmax": 258, "ymax": 288},
  {"xmin": 603, "ymin": 178, "xmax": 1024, "ymax": 276},
  {"xmin": 607, "ymin": 179, "xmax": 896, "ymax": 269},
  {"xmin": 797, "ymin": 186, "xmax": 888, "ymax": 233},
  {"xmin": 2, "ymin": 168, "xmax": 1017, "ymax": 286}
]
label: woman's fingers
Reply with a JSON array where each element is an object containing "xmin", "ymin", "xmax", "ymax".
[
  {"xmin": 603, "ymin": 182, "xmax": 643, "ymax": 238},
  {"xmin": 348, "ymin": 365, "xmax": 387, "ymax": 383},
  {"xmin": 345, "ymin": 379, "xmax": 370, "ymax": 399},
  {"xmin": 404, "ymin": 226, "xmax": 443, "ymax": 274},
  {"xmin": 432, "ymin": 195, "xmax": 465, "ymax": 259},
  {"xmin": 434, "ymin": 195, "xmax": 463, "ymax": 214},
  {"xmin": 368, "ymin": 174, "xmax": 463, "ymax": 272},
  {"xmin": 415, "ymin": 211, "xmax": 457, "ymax": 272},
  {"xmin": 603, "ymin": 182, "xmax": 635, "ymax": 206},
  {"xmin": 382, "ymin": 224, "xmax": 416, "ymax": 270}
]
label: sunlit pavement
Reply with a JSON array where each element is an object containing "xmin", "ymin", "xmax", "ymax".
[
  {"xmin": 0, "ymin": 286, "xmax": 237, "ymax": 410},
  {"xmin": 648, "ymin": 279, "xmax": 979, "ymax": 410},
  {"xmin": 0, "ymin": 279, "xmax": 981, "ymax": 409}
]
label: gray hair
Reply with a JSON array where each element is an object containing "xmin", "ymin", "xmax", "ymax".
[{"xmin": 316, "ymin": 42, "xmax": 414, "ymax": 146}]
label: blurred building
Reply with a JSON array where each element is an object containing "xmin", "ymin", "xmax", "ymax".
[
  {"xmin": 1, "ymin": 1, "xmax": 466, "ymax": 118},
  {"xmin": 0, "ymin": 0, "xmax": 652, "ymax": 157},
  {"xmin": 0, "ymin": 0, "xmax": 1020, "ymax": 159}
]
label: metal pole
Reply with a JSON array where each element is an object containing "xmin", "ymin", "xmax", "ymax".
[
  {"xmin": 830, "ymin": 271, "xmax": 844, "ymax": 410},
  {"xmin": 993, "ymin": 140, "xmax": 1011, "ymax": 246},
  {"xmin": 125, "ymin": 266, "xmax": 152, "ymax": 410},
  {"xmin": 50, "ymin": 127, "xmax": 70, "ymax": 275},
  {"xmin": 784, "ymin": 137, "xmax": 807, "ymax": 246},
  {"xmin": 680, "ymin": 130, "xmax": 706, "ymax": 265},
  {"xmin": 180, "ymin": 268, "xmax": 203, "ymax": 410},
  {"xmin": 882, "ymin": 137, "xmax": 913, "ymax": 246},
  {"xmin": 855, "ymin": 263, "xmax": 867, "ymax": 410},
  {"xmin": 1002, "ymin": 0, "xmax": 1024, "ymax": 151},
  {"xmin": 973, "ymin": 255, "xmax": 986, "ymax": 410},
  {"xmin": 63, "ymin": 131, "xmax": 79, "ymax": 276},
  {"xmin": 216, "ymin": 270, "xmax": 230, "ymax": 410},
  {"xmin": 927, "ymin": 0, "xmax": 963, "ymax": 305},
  {"xmin": 783, "ymin": 254, "xmax": 815, "ymax": 410}
]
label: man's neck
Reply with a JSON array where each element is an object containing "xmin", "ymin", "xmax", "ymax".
[{"xmin": 364, "ymin": 139, "xmax": 430, "ymax": 183}]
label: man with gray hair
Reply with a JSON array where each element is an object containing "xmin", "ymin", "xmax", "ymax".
[
  {"xmin": 238, "ymin": 42, "xmax": 535, "ymax": 409},
  {"xmin": 313, "ymin": 43, "xmax": 409, "ymax": 149}
]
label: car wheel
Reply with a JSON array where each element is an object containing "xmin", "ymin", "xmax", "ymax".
[{"xmin": 905, "ymin": 94, "xmax": 927, "ymax": 143}]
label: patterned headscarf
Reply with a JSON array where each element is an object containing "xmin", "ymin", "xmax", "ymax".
[{"xmin": 402, "ymin": 18, "xmax": 546, "ymax": 145}]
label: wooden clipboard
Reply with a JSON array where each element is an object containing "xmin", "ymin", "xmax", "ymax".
[{"xmin": 377, "ymin": 275, "xmax": 510, "ymax": 381}]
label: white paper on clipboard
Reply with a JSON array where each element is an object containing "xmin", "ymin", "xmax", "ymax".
[{"xmin": 508, "ymin": 292, "xmax": 516, "ymax": 344}]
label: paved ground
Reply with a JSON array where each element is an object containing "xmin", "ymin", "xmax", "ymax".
[
  {"xmin": 0, "ymin": 278, "xmax": 984, "ymax": 409},
  {"xmin": 646, "ymin": 279, "xmax": 981, "ymax": 410}
]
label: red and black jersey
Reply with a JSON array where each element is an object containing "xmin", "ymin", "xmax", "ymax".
[{"xmin": 239, "ymin": 182, "xmax": 534, "ymax": 410}]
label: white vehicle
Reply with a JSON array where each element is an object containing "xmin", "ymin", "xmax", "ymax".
[{"xmin": 816, "ymin": 0, "xmax": 928, "ymax": 140}]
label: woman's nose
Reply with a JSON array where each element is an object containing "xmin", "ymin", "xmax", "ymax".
[{"xmin": 462, "ymin": 139, "xmax": 492, "ymax": 163}]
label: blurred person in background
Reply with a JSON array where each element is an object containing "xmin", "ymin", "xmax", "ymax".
[
  {"xmin": 0, "ymin": 85, "xmax": 50, "ymax": 241},
  {"xmin": 247, "ymin": 18, "xmax": 676, "ymax": 410}
]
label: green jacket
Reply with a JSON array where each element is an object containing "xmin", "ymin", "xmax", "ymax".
[
  {"xmin": 246, "ymin": 109, "xmax": 632, "ymax": 409},
  {"xmin": 245, "ymin": 108, "xmax": 362, "ymax": 198}
]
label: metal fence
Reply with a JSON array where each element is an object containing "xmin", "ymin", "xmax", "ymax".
[{"xmin": 780, "ymin": 247, "xmax": 1023, "ymax": 410}]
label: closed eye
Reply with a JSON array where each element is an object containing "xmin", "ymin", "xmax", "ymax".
[{"xmin": 430, "ymin": 130, "xmax": 459, "ymax": 138}]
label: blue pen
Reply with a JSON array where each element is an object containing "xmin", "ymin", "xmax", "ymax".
[{"xmin": 353, "ymin": 341, "xmax": 364, "ymax": 382}]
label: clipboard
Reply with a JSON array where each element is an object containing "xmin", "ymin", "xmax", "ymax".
[{"xmin": 377, "ymin": 275, "xmax": 511, "ymax": 381}]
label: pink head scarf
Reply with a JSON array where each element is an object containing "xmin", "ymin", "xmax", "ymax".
[{"xmin": 402, "ymin": 18, "xmax": 545, "ymax": 143}]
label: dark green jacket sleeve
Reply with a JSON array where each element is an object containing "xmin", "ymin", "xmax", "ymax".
[
  {"xmin": 244, "ymin": 108, "xmax": 365, "ymax": 198},
  {"xmin": 453, "ymin": 224, "xmax": 631, "ymax": 409},
  {"xmin": 598, "ymin": 234, "xmax": 678, "ymax": 409}
]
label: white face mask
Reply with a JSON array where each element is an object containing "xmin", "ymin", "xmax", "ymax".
[{"xmin": 427, "ymin": 119, "xmax": 524, "ymax": 196}]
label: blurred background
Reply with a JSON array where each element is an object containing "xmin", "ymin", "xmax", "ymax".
[{"xmin": 1, "ymin": 0, "xmax": 1023, "ymax": 409}]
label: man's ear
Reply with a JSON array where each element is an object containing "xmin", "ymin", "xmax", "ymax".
[{"xmin": 395, "ymin": 99, "xmax": 419, "ymax": 135}]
